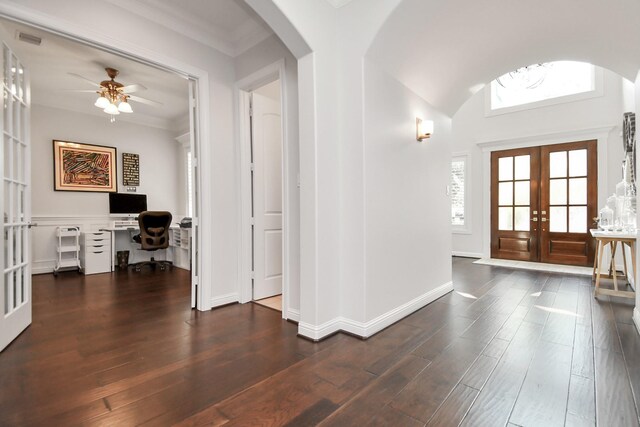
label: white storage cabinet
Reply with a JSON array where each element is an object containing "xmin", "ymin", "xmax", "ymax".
[{"xmin": 80, "ymin": 231, "xmax": 111, "ymax": 275}]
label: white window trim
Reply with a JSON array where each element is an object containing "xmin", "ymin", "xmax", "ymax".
[
  {"xmin": 484, "ymin": 66, "xmax": 604, "ymax": 117},
  {"xmin": 451, "ymin": 151, "xmax": 471, "ymax": 234}
]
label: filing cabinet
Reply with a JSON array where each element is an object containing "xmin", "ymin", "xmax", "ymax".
[{"xmin": 80, "ymin": 231, "xmax": 111, "ymax": 275}]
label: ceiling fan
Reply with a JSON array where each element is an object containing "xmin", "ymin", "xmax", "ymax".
[{"xmin": 68, "ymin": 67, "xmax": 162, "ymax": 121}]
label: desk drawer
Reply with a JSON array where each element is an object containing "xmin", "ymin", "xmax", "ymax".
[
  {"xmin": 83, "ymin": 232, "xmax": 111, "ymax": 245},
  {"xmin": 81, "ymin": 248, "xmax": 110, "ymax": 275},
  {"xmin": 85, "ymin": 243, "xmax": 109, "ymax": 251}
]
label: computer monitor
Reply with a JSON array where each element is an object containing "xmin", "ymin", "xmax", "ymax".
[{"xmin": 109, "ymin": 193, "xmax": 147, "ymax": 217}]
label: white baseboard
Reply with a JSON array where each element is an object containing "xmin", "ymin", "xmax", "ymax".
[
  {"xmin": 298, "ymin": 318, "xmax": 343, "ymax": 340},
  {"xmin": 287, "ymin": 308, "xmax": 300, "ymax": 322},
  {"xmin": 634, "ymin": 308, "xmax": 640, "ymax": 336},
  {"xmin": 33, "ymin": 259, "xmax": 57, "ymax": 274},
  {"xmin": 210, "ymin": 292, "xmax": 239, "ymax": 307},
  {"xmin": 452, "ymin": 251, "xmax": 483, "ymax": 259},
  {"xmin": 297, "ymin": 281, "xmax": 454, "ymax": 341}
]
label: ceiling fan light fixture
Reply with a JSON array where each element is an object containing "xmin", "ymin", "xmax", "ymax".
[
  {"xmin": 104, "ymin": 103, "xmax": 120, "ymax": 115},
  {"xmin": 94, "ymin": 96, "xmax": 110, "ymax": 109},
  {"xmin": 118, "ymin": 100, "xmax": 133, "ymax": 113}
]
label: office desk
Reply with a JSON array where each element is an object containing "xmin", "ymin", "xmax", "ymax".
[{"xmin": 101, "ymin": 226, "xmax": 191, "ymax": 271}]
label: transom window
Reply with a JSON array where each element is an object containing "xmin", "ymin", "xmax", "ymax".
[{"xmin": 490, "ymin": 61, "xmax": 596, "ymax": 111}]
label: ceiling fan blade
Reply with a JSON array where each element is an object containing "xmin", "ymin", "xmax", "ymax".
[
  {"xmin": 62, "ymin": 89, "xmax": 99, "ymax": 93},
  {"xmin": 128, "ymin": 95, "xmax": 163, "ymax": 107},
  {"xmin": 68, "ymin": 73, "xmax": 101, "ymax": 88},
  {"xmin": 121, "ymin": 84, "xmax": 147, "ymax": 93}
]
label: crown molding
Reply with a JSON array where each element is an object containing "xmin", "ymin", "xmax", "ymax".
[
  {"xmin": 325, "ymin": 0, "xmax": 354, "ymax": 8},
  {"xmin": 104, "ymin": 0, "xmax": 271, "ymax": 57},
  {"xmin": 32, "ymin": 101, "xmax": 180, "ymax": 131}
]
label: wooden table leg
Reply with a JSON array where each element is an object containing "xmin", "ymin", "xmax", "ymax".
[
  {"xmin": 609, "ymin": 240, "xmax": 617, "ymax": 277},
  {"xmin": 592, "ymin": 239, "xmax": 599, "ymax": 280},
  {"xmin": 622, "ymin": 242, "xmax": 629, "ymax": 282},
  {"xmin": 612, "ymin": 241, "xmax": 619, "ymax": 292},
  {"xmin": 595, "ymin": 239, "xmax": 605, "ymax": 297},
  {"xmin": 632, "ymin": 241, "xmax": 637, "ymax": 290}
]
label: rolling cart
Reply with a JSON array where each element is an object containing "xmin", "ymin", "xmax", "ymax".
[{"xmin": 54, "ymin": 226, "xmax": 82, "ymax": 276}]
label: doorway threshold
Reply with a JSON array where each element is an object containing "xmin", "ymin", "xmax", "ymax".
[{"xmin": 473, "ymin": 258, "xmax": 592, "ymax": 276}]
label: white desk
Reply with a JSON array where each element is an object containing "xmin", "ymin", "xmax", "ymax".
[{"xmin": 101, "ymin": 226, "xmax": 191, "ymax": 271}]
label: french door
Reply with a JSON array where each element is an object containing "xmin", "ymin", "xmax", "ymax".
[
  {"xmin": 491, "ymin": 140, "xmax": 597, "ymax": 266},
  {"xmin": 0, "ymin": 41, "xmax": 31, "ymax": 351}
]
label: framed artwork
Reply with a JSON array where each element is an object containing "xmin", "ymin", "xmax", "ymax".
[{"xmin": 53, "ymin": 140, "xmax": 117, "ymax": 192}]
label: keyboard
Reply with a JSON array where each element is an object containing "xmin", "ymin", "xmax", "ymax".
[{"xmin": 112, "ymin": 220, "xmax": 138, "ymax": 228}]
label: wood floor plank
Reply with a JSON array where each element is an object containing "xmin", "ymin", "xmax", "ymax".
[
  {"xmin": 594, "ymin": 347, "xmax": 640, "ymax": 426},
  {"xmin": 369, "ymin": 405, "xmax": 423, "ymax": 427},
  {"xmin": 4, "ymin": 258, "xmax": 640, "ymax": 426},
  {"xmin": 618, "ymin": 322, "xmax": 640, "ymax": 417},
  {"xmin": 390, "ymin": 337, "xmax": 486, "ymax": 423},
  {"xmin": 567, "ymin": 374, "xmax": 595, "ymax": 425},
  {"xmin": 426, "ymin": 383, "xmax": 478, "ymax": 426},
  {"xmin": 461, "ymin": 354, "xmax": 499, "ymax": 391},
  {"xmin": 591, "ymin": 297, "xmax": 623, "ymax": 353},
  {"xmin": 572, "ymin": 322, "xmax": 595, "ymax": 379},
  {"xmin": 320, "ymin": 354, "xmax": 430, "ymax": 426},
  {"xmin": 509, "ymin": 340, "xmax": 573, "ymax": 426},
  {"xmin": 460, "ymin": 321, "xmax": 543, "ymax": 427}
]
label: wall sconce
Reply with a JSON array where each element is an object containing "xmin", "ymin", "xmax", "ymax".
[{"xmin": 416, "ymin": 118, "xmax": 434, "ymax": 142}]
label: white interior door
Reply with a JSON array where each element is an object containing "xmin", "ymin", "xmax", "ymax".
[
  {"xmin": 188, "ymin": 79, "xmax": 199, "ymax": 309},
  {"xmin": 251, "ymin": 91, "xmax": 283, "ymax": 300},
  {"xmin": 0, "ymin": 41, "xmax": 31, "ymax": 352}
]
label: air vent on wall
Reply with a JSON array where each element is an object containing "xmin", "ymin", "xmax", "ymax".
[{"xmin": 16, "ymin": 31, "xmax": 41, "ymax": 46}]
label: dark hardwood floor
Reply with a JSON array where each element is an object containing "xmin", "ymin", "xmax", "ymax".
[{"xmin": 1, "ymin": 258, "xmax": 640, "ymax": 426}]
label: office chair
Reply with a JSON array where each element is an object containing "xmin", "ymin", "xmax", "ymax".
[{"xmin": 132, "ymin": 211, "xmax": 173, "ymax": 272}]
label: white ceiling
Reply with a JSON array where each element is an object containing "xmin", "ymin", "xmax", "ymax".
[
  {"xmin": 2, "ymin": 19, "xmax": 190, "ymax": 131},
  {"xmin": 367, "ymin": 0, "xmax": 640, "ymax": 116}
]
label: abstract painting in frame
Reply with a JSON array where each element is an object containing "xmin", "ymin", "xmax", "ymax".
[{"xmin": 53, "ymin": 140, "xmax": 117, "ymax": 192}]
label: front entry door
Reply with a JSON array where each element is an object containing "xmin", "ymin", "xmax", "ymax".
[
  {"xmin": 0, "ymin": 41, "xmax": 32, "ymax": 351},
  {"xmin": 491, "ymin": 147, "xmax": 540, "ymax": 261},
  {"xmin": 539, "ymin": 141, "xmax": 597, "ymax": 265},
  {"xmin": 491, "ymin": 140, "xmax": 597, "ymax": 266}
]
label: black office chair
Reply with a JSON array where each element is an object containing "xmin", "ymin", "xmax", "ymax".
[{"xmin": 132, "ymin": 211, "xmax": 173, "ymax": 272}]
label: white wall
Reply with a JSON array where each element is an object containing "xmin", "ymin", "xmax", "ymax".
[
  {"xmin": 31, "ymin": 104, "xmax": 182, "ymax": 272},
  {"xmin": 364, "ymin": 61, "xmax": 453, "ymax": 321},
  {"xmin": 452, "ymin": 68, "xmax": 631, "ymax": 257},
  {"xmin": 234, "ymin": 35, "xmax": 301, "ymax": 317}
]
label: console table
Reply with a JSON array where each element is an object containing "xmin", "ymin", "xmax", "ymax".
[{"xmin": 590, "ymin": 229, "xmax": 636, "ymax": 299}]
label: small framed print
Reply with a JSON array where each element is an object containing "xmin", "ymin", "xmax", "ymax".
[{"xmin": 53, "ymin": 140, "xmax": 117, "ymax": 192}]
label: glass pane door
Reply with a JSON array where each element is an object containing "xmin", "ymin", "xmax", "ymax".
[
  {"xmin": 0, "ymin": 41, "xmax": 31, "ymax": 352},
  {"xmin": 491, "ymin": 148, "xmax": 539, "ymax": 261},
  {"xmin": 540, "ymin": 141, "xmax": 596, "ymax": 266}
]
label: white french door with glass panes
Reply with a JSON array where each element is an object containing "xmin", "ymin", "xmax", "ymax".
[
  {"xmin": 0, "ymin": 41, "xmax": 31, "ymax": 352},
  {"xmin": 491, "ymin": 140, "xmax": 597, "ymax": 266}
]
